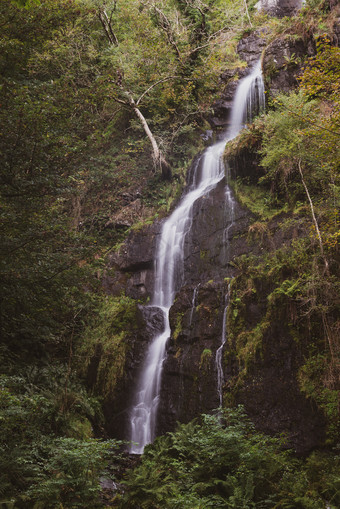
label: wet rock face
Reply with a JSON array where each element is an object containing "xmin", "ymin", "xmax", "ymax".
[
  {"xmin": 227, "ymin": 145, "xmax": 263, "ymax": 184},
  {"xmin": 183, "ymin": 179, "xmax": 252, "ymax": 284},
  {"xmin": 208, "ymin": 31, "xmax": 266, "ymax": 129},
  {"xmin": 225, "ymin": 316, "xmax": 326, "ymax": 455},
  {"xmin": 263, "ymin": 36, "xmax": 315, "ymax": 95},
  {"xmin": 157, "ymin": 282, "xmax": 226, "ymax": 434},
  {"xmin": 237, "ymin": 30, "xmax": 267, "ymax": 66},
  {"xmin": 208, "ymin": 71, "xmax": 241, "ymax": 129},
  {"xmin": 104, "ymin": 222, "xmax": 160, "ymax": 300}
]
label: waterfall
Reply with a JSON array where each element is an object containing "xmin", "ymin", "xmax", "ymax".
[
  {"xmin": 129, "ymin": 59, "xmax": 265, "ymax": 454},
  {"xmin": 216, "ymin": 285, "xmax": 231, "ymax": 407},
  {"xmin": 214, "ymin": 59, "xmax": 264, "ymax": 408},
  {"xmin": 189, "ymin": 284, "xmax": 200, "ymax": 327}
]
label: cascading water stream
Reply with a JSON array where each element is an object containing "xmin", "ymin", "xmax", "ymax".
[
  {"xmin": 129, "ymin": 59, "xmax": 265, "ymax": 454},
  {"xmin": 189, "ymin": 284, "xmax": 200, "ymax": 327},
  {"xmin": 214, "ymin": 60, "xmax": 265, "ymax": 406},
  {"xmin": 216, "ymin": 284, "xmax": 231, "ymax": 407}
]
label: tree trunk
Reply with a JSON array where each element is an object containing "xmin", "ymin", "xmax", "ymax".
[
  {"xmin": 128, "ymin": 94, "xmax": 172, "ymax": 179},
  {"xmin": 243, "ymin": 0, "xmax": 252, "ymax": 27},
  {"xmin": 99, "ymin": 7, "xmax": 172, "ymax": 179},
  {"xmin": 298, "ymin": 159, "xmax": 329, "ymax": 274}
]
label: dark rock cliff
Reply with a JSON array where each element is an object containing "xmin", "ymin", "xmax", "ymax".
[
  {"xmin": 157, "ymin": 281, "xmax": 226, "ymax": 434},
  {"xmin": 104, "ymin": 222, "xmax": 159, "ymax": 300},
  {"xmin": 262, "ymin": 35, "xmax": 315, "ymax": 96},
  {"xmin": 225, "ymin": 319, "xmax": 327, "ymax": 454}
]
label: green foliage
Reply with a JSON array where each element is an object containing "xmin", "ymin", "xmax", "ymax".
[
  {"xmin": 300, "ymin": 37, "xmax": 340, "ymax": 101},
  {"xmin": 10, "ymin": 0, "xmax": 40, "ymax": 6},
  {"xmin": 25, "ymin": 437, "xmax": 117, "ymax": 508},
  {"xmin": 259, "ymin": 91, "xmax": 325, "ymax": 199},
  {"xmin": 199, "ymin": 348, "xmax": 212, "ymax": 370},
  {"xmin": 230, "ymin": 178, "xmax": 288, "ymax": 220},
  {"xmin": 225, "ymin": 35, "xmax": 340, "ymax": 428},
  {"xmin": 298, "ymin": 355, "xmax": 340, "ymax": 442},
  {"xmin": 258, "ymin": 55, "xmax": 339, "ymax": 243},
  {"xmin": 173, "ymin": 312, "xmax": 184, "ymax": 341},
  {"xmin": 0, "ymin": 370, "xmax": 122, "ymax": 507},
  {"xmin": 78, "ymin": 294, "xmax": 138, "ymax": 399},
  {"xmin": 121, "ymin": 407, "xmax": 340, "ymax": 508},
  {"xmin": 227, "ymin": 236, "xmax": 340, "ymax": 440}
]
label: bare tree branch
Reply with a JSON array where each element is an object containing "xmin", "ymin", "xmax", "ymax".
[
  {"xmin": 98, "ymin": 9, "xmax": 118, "ymax": 46},
  {"xmin": 98, "ymin": 4, "xmax": 171, "ymax": 178},
  {"xmin": 188, "ymin": 24, "xmax": 231, "ymax": 55},
  {"xmin": 297, "ymin": 158, "xmax": 329, "ymax": 274},
  {"xmin": 136, "ymin": 76, "xmax": 179, "ymax": 106},
  {"xmin": 243, "ymin": 0, "xmax": 252, "ymax": 27}
]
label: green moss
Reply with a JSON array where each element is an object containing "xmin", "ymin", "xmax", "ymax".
[
  {"xmin": 129, "ymin": 215, "xmax": 158, "ymax": 233},
  {"xmin": 299, "ymin": 355, "xmax": 340, "ymax": 442},
  {"xmin": 173, "ymin": 312, "xmax": 184, "ymax": 341},
  {"xmin": 200, "ymin": 249, "xmax": 208, "ymax": 260},
  {"xmin": 229, "ymin": 178, "xmax": 288, "ymax": 220},
  {"xmin": 235, "ymin": 320, "xmax": 269, "ymax": 370},
  {"xmin": 174, "ymin": 347, "xmax": 182, "ymax": 360},
  {"xmin": 78, "ymin": 294, "xmax": 138, "ymax": 400},
  {"xmin": 225, "ymin": 230, "xmax": 339, "ymax": 444},
  {"xmin": 247, "ymin": 221, "xmax": 271, "ymax": 245},
  {"xmin": 199, "ymin": 348, "xmax": 212, "ymax": 371}
]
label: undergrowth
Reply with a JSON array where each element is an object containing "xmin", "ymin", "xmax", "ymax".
[{"xmin": 119, "ymin": 407, "xmax": 340, "ymax": 509}]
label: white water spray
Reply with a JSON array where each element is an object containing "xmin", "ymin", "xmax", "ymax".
[
  {"xmin": 129, "ymin": 59, "xmax": 265, "ymax": 454},
  {"xmin": 216, "ymin": 285, "xmax": 231, "ymax": 407},
  {"xmin": 189, "ymin": 284, "xmax": 200, "ymax": 327}
]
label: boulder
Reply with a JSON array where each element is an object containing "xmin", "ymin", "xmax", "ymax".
[{"xmin": 256, "ymin": 0, "xmax": 303, "ymax": 17}]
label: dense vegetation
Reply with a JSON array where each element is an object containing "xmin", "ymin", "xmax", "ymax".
[
  {"xmin": 0, "ymin": 0, "xmax": 339, "ymax": 507},
  {"xmin": 120, "ymin": 407, "xmax": 340, "ymax": 508},
  {"xmin": 226, "ymin": 29, "xmax": 340, "ymax": 443}
]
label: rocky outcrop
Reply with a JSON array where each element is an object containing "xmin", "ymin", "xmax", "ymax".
[
  {"xmin": 228, "ymin": 328, "xmax": 327, "ymax": 455},
  {"xmin": 332, "ymin": 18, "xmax": 340, "ymax": 47},
  {"xmin": 227, "ymin": 143, "xmax": 263, "ymax": 184},
  {"xmin": 103, "ymin": 221, "xmax": 160, "ymax": 300},
  {"xmin": 208, "ymin": 70, "xmax": 242, "ymax": 129},
  {"xmin": 208, "ymin": 31, "xmax": 267, "ymax": 129},
  {"xmin": 225, "ymin": 285, "xmax": 327, "ymax": 455},
  {"xmin": 256, "ymin": 0, "xmax": 303, "ymax": 17},
  {"xmin": 263, "ymin": 35, "xmax": 315, "ymax": 95},
  {"xmin": 183, "ymin": 179, "xmax": 251, "ymax": 284},
  {"xmin": 237, "ymin": 30, "xmax": 267, "ymax": 67},
  {"xmin": 157, "ymin": 281, "xmax": 226, "ymax": 434}
]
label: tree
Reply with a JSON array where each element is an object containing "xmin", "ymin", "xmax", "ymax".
[
  {"xmin": 80, "ymin": 0, "xmax": 249, "ymax": 178},
  {"xmin": 94, "ymin": 1, "xmax": 173, "ymax": 177}
]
